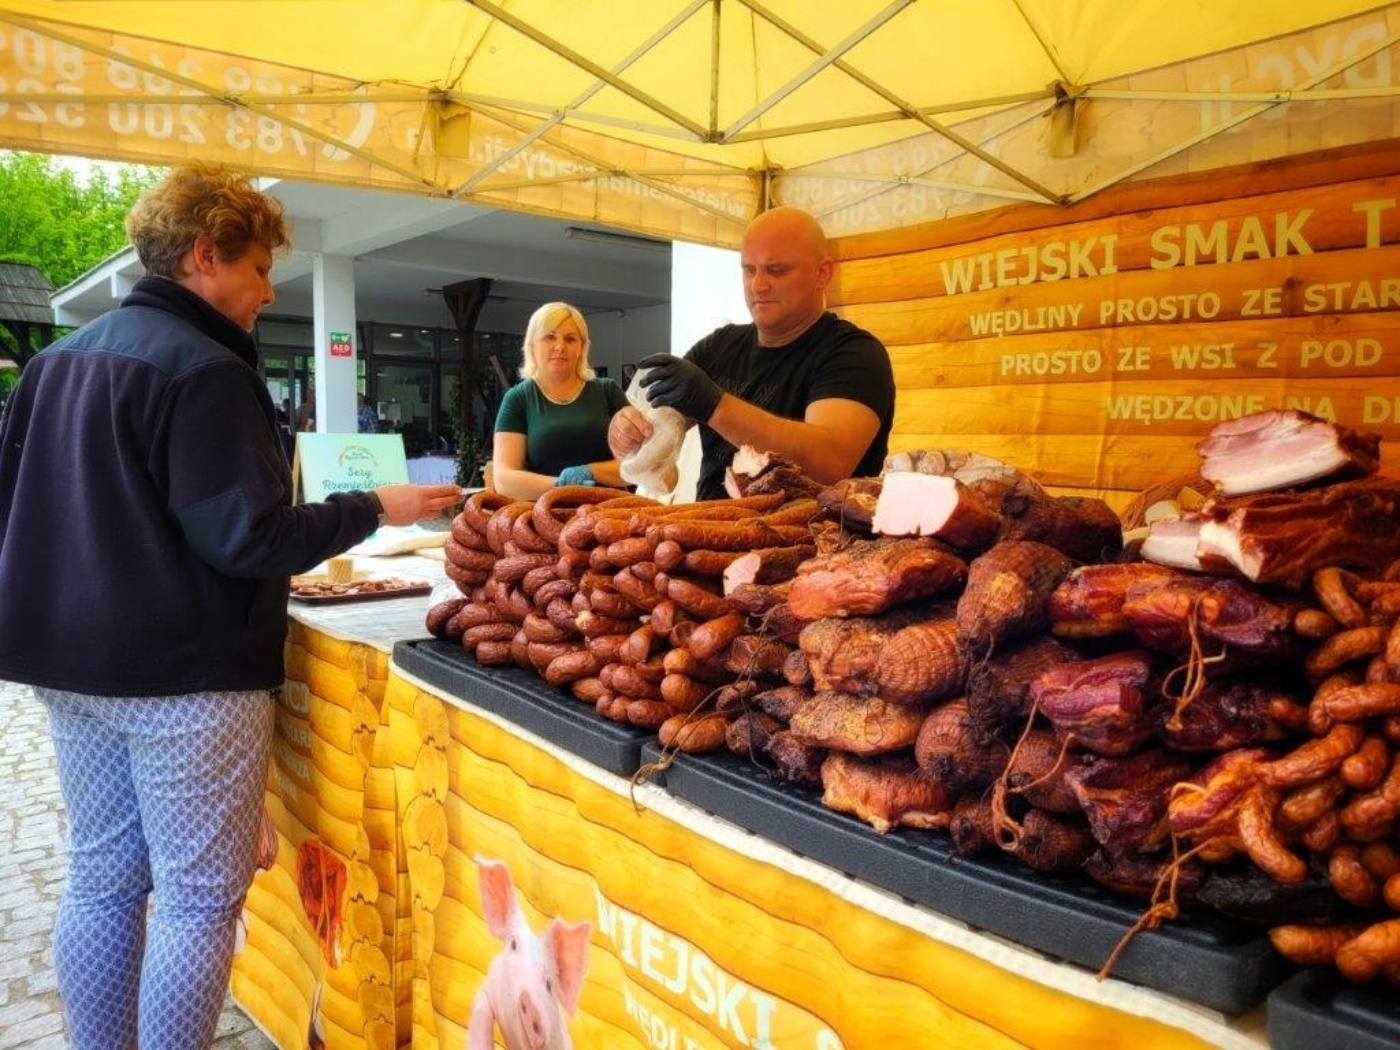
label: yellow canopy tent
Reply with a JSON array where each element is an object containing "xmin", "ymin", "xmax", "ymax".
[
  {"xmin": 0, "ymin": 1, "xmax": 1395, "ymax": 246},
  {"xmin": 6, "ymin": 10, "xmax": 1400, "ymax": 1048}
]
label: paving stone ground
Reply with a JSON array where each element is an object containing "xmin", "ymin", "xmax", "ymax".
[{"xmin": 0, "ymin": 679, "xmax": 276, "ymax": 1050}]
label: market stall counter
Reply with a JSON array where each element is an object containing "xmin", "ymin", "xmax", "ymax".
[
  {"xmin": 229, "ymin": 554, "xmax": 444, "ymax": 1048},
  {"xmin": 230, "ymin": 551, "xmax": 1285, "ymax": 1050}
]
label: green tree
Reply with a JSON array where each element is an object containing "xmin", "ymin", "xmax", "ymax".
[{"xmin": 0, "ymin": 150, "xmax": 163, "ymax": 290}]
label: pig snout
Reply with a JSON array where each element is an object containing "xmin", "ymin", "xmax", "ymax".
[{"xmin": 515, "ymin": 987, "xmax": 551, "ymax": 1050}]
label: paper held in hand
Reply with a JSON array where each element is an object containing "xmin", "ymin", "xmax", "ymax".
[{"xmin": 292, "ymin": 433, "xmax": 409, "ymax": 505}]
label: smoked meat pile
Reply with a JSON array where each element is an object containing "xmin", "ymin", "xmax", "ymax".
[{"xmin": 428, "ymin": 412, "xmax": 1400, "ymax": 986}]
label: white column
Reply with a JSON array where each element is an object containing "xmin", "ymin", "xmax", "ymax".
[
  {"xmin": 670, "ymin": 241, "xmax": 745, "ymax": 352},
  {"xmin": 667, "ymin": 241, "xmax": 745, "ymax": 502},
  {"xmin": 311, "ymin": 252, "xmax": 358, "ymax": 433}
]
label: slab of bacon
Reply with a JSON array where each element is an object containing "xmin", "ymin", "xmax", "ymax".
[
  {"xmin": 1194, "ymin": 475, "xmax": 1400, "ymax": 588},
  {"xmin": 1196, "ymin": 409, "xmax": 1380, "ymax": 496}
]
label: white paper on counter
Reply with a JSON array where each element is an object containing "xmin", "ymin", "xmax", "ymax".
[{"xmin": 346, "ymin": 523, "xmax": 449, "ymax": 557}]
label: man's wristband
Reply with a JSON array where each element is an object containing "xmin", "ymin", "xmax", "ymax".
[{"xmin": 367, "ymin": 490, "xmax": 388, "ymax": 528}]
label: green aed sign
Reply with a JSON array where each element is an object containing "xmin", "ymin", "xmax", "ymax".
[
  {"xmin": 329, "ymin": 331, "xmax": 353, "ymax": 357},
  {"xmin": 294, "ymin": 433, "xmax": 408, "ymax": 503}
]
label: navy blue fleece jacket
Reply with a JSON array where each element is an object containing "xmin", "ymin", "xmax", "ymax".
[{"xmin": 0, "ymin": 277, "xmax": 379, "ymax": 695}]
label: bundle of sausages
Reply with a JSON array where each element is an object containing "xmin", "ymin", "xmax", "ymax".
[
  {"xmin": 428, "ymin": 485, "xmax": 820, "ymax": 737},
  {"xmin": 1242, "ymin": 565, "xmax": 1400, "ymax": 983}
]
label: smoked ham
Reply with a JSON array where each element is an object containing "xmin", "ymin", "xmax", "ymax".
[
  {"xmin": 1008, "ymin": 810, "xmax": 1098, "ymax": 874},
  {"xmin": 966, "ymin": 635, "xmax": 1078, "ymax": 734},
  {"xmin": 1155, "ymin": 677, "xmax": 1300, "ymax": 751},
  {"xmin": 722, "ymin": 545, "xmax": 816, "ymax": 593},
  {"xmin": 873, "ymin": 617, "xmax": 966, "ymax": 706},
  {"xmin": 871, "ymin": 472, "xmax": 1000, "ymax": 554},
  {"xmin": 798, "ymin": 606, "xmax": 942, "ymax": 696},
  {"xmin": 914, "ymin": 698, "xmax": 1007, "ymax": 794},
  {"xmin": 1121, "ymin": 574, "xmax": 1306, "ymax": 665},
  {"xmin": 961, "ymin": 468, "xmax": 1122, "ymax": 562},
  {"xmin": 1064, "ymin": 748, "xmax": 1200, "ymax": 858},
  {"xmin": 789, "ymin": 691, "xmax": 929, "ymax": 756},
  {"xmin": 768, "ymin": 731, "xmax": 826, "ymax": 787},
  {"xmin": 1003, "ymin": 726, "xmax": 1082, "ymax": 813},
  {"xmin": 820, "ymin": 751, "xmax": 954, "ymax": 833},
  {"xmin": 815, "ymin": 477, "xmax": 882, "ymax": 533},
  {"xmin": 1049, "ymin": 562, "xmax": 1182, "ymax": 640},
  {"xmin": 955, "ymin": 540, "xmax": 1073, "ymax": 652},
  {"xmin": 787, "ymin": 537, "xmax": 967, "ymax": 620},
  {"xmin": 725, "ymin": 446, "xmax": 825, "ymax": 500},
  {"xmin": 1031, "ymin": 650, "xmax": 1162, "ymax": 757},
  {"xmin": 1030, "ymin": 495, "xmax": 1124, "ymax": 564}
]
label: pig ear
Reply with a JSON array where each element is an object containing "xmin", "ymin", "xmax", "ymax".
[
  {"xmin": 475, "ymin": 857, "xmax": 518, "ymax": 942},
  {"xmin": 543, "ymin": 919, "xmax": 591, "ymax": 1016}
]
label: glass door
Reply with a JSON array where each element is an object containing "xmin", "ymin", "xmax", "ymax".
[{"xmin": 374, "ymin": 361, "xmax": 435, "ymax": 457}]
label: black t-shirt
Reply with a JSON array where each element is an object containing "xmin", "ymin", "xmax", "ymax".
[{"xmin": 686, "ymin": 312, "xmax": 895, "ymax": 500}]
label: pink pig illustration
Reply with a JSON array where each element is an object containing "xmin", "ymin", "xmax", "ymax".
[{"xmin": 468, "ymin": 856, "xmax": 592, "ymax": 1050}]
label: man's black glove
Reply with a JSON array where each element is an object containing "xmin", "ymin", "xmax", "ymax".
[{"xmin": 637, "ymin": 353, "xmax": 723, "ymax": 423}]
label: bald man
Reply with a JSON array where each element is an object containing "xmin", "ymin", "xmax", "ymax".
[{"xmin": 609, "ymin": 206, "xmax": 895, "ymax": 500}]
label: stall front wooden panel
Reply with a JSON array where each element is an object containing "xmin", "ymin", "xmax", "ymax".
[
  {"xmin": 385, "ymin": 667, "xmax": 1243, "ymax": 1050},
  {"xmin": 239, "ymin": 586, "xmax": 1274, "ymax": 1050},
  {"xmin": 828, "ymin": 142, "xmax": 1400, "ymax": 510},
  {"xmin": 231, "ymin": 620, "xmax": 406, "ymax": 1050}
]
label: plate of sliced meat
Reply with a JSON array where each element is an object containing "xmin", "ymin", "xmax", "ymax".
[{"xmin": 289, "ymin": 574, "xmax": 432, "ymax": 604}]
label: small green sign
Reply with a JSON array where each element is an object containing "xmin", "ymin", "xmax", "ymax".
[
  {"xmin": 296, "ymin": 433, "xmax": 408, "ymax": 503},
  {"xmin": 329, "ymin": 331, "xmax": 353, "ymax": 357}
]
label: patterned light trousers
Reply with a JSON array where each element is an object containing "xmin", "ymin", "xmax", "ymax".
[{"xmin": 37, "ymin": 687, "xmax": 275, "ymax": 1050}]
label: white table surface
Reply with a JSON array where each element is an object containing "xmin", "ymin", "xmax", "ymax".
[{"xmin": 288, "ymin": 553, "xmax": 450, "ymax": 652}]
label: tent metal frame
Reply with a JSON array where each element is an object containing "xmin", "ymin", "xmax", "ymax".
[{"xmin": 1, "ymin": 2, "xmax": 1398, "ymax": 229}]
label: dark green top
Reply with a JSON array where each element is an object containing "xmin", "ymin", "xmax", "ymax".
[{"xmin": 494, "ymin": 377, "xmax": 628, "ymax": 477}]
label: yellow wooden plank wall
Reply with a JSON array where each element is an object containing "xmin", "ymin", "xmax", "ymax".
[{"xmin": 827, "ymin": 141, "xmax": 1400, "ymax": 510}]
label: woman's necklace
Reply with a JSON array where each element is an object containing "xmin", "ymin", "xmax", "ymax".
[{"xmin": 538, "ymin": 379, "xmax": 584, "ymax": 406}]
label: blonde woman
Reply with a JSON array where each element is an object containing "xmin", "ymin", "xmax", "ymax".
[{"xmin": 492, "ymin": 301, "xmax": 628, "ymax": 499}]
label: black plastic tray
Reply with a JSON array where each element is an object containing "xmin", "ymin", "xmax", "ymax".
[
  {"xmin": 642, "ymin": 743, "xmax": 1291, "ymax": 1014},
  {"xmin": 393, "ymin": 638, "xmax": 653, "ymax": 776},
  {"xmin": 1268, "ymin": 967, "xmax": 1400, "ymax": 1050}
]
